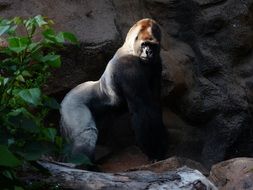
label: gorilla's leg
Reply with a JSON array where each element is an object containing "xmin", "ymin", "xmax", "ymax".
[
  {"xmin": 61, "ymin": 101, "xmax": 98, "ymax": 159},
  {"xmin": 117, "ymin": 62, "xmax": 167, "ymax": 160}
]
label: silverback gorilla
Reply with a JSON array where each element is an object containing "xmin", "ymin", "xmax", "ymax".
[{"xmin": 60, "ymin": 18, "xmax": 167, "ymax": 161}]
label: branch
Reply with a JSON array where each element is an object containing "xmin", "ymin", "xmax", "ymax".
[{"xmin": 20, "ymin": 160, "xmax": 217, "ymax": 190}]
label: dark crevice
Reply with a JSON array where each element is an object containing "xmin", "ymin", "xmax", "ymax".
[{"xmin": 198, "ymin": 0, "xmax": 227, "ymax": 9}]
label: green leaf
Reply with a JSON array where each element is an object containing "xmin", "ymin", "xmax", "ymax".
[
  {"xmin": 42, "ymin": 28, "xmax": 55, "ymax": 35},
  {"xmin": 8, "ymin": 37, "xmax": 29, "ymax": 53},
  {"xmin": 34, "ymin": 15, "xmax": 47, "ymax": 27},
  {"xmin": 68, "ymin": 153, "xmax": 92, "ymax": 166},
  {"xmin": 42, "ymin": 54, "xmax": 61, "ymax": 68},
  {"xmin": 0, "ymin": 145, "xmax": 22, "ymax": 167},
  {"xmin": 3, "ymin": 77, "xmax": 9, "ymax": 85},
  {"xmin": 8, "ymin": 25, "xmax": 18, "ymax": 35},
  {"xmin": 43, "ymin": 28, "xmax": 67, "ymax": 44},
  {"xmin": 42, "ymin": 28, "xmax": 57, "ymax": 41},
  {"xmin": 42, "ymin": 128, "xmax": 57, "ymax": 142},
  {"xmin": 8, "ymin": 108, "xmax": 32, "ymax": 117},
  {"xmin": 0, "ymin": 25, "xmax": 10, "ymax": 36},
  {"xmin": 24, "ymin": 18, "xmax": 36, "ymax": 36},
  {"xmin": 2, "ymin": 170, "xmax": 14, "ymax": 180},
  {"xmin": 7, "ymin": 113, "xmax": 37, "ymax": 133},
  {"xmin": 21, "ymin": 70, "xmax": 32, "ymax": 77},
  {"xmin": 31, "ymin": 51, "xmax": 44, "ymax": 62},
  {"xmin": 12, "ymin": 17, "xmax": 22, "ymax": 25},
  {"xmin": 28, "ymin": 42, "xmax": 40, "ymax": 53},
  {"xmin": 8, "ymin": 138, "xmax": 15, "ymax": 146},
  {"xmin": 20, "ymin": 151, "xmax": 42, "ymax": 161},
  {"xmin": 44, "ymin": 97, "xmax": 60, "ymax": 109},
  {"xmin": 8, "ymin": 109, "xmax": 36, "ymax": 129},
  {"xmin": 16, "ymin": 115, "xmax": 39, "ymax": 134},
  {"xmin": 16, "ymin": 75, "xmax": 25, "ymax": 82},
  {"xmin": 0, "ymin": 18, "xmax": 10, "ymax": 25},
  {"xmin": 15, "ymin": 186, "xmax": 24, "ymax": 190},
  {"xmin": 55, "ymin": 136, "xmax": 63, "ymax": 148},
  {"xmin": 18, "ymin": 88, "xmax": 41, "ymax": 106},
  {"xmin": 58, "ymin": 32, "xmax": 78, "ymax": 43},
  {"xmin": 0, "ymin": 77, "xmax": 9, "ymax": 86},
  {"xmin": 19, "ymin": 142, "xmax": 51, "ymax": 161}
]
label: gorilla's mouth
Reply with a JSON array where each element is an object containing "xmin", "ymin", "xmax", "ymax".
[
  {"xmin": 140, "ymin": 46, "xmax": 153, "ymax": 60},
  {"xmin": 140, "ymin": 55, "xmax": 150, "ymax": 61}
]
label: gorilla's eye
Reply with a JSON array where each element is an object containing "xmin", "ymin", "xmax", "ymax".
[{"xmin": 141, "ymin": 42, "xmax": 149, "ymax": 47}]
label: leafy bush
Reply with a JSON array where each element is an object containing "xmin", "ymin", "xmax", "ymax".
[{"xmin": 0, "ymin": 15, "xmax": 77, "ymax": 189}]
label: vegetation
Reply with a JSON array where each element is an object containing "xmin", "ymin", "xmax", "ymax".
[{"xmin": 0, "ymin": 15, "xmax": 78, "ymax": 189}]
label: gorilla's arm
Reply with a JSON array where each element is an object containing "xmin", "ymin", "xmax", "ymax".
[{"xmin": 116, "ymin": 58, "xmax": 167, "ymax": 160}]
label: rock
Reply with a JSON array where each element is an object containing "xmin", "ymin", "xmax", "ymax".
[
  {"xmin": 162, "ymin": 109, "xmax": 203, "ymax": 161},
  {"xmin": 0, "ymin": 0, "xmax": 121, "ymax": 94},
  {"xmin": 128, "ymin": 156, "xmax": 209, "ymax": 176},
  {"xmin": 1, "ymin": 0, "xmax": 253, "ymax": 168},
  {"xmin": 161, "ymin": 39, "xmax": 194, "ymax": 98},
  {"xmin": 166, "ymin": 0, "xmax": 253, "ymax": 167},
  {"xmin": 209, "ymin": 157, "xmax": 253, "ymax": 190},
  {"xmin": 193, "ymin": 0, "xmax": 227, "ymax": 7},
  {"xmin": 98, "ymin": 148, "xmax": 208, "ymax": 175},
  {"xmin": 98, "ymin": 146, "xmax": 149, "ymax": 173}
]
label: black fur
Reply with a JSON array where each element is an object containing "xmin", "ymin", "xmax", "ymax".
[
  {"xmin": 60, "ymin": 19, "xmax": 167, "ymax": 161},
  {"xmin": 113, "ymin": 55, "xmax": 167, "ymax": 159}
]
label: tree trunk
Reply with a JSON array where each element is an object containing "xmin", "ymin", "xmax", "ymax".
[{"xmin": 21, "ymin": 160, "xmax": 217, "ymax": 190}]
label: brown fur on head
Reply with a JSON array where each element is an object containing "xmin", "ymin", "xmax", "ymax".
[
  {"xmin": 121, "ymin": 18, "xmax": 161, "ymax": 61},
  {"xmin": 135, "ymin": 19, "xmax": 161, "ymax": 42}
]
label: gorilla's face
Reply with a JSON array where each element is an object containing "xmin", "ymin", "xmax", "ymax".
[
  {"xmin": 133, "ymin": 19, "xmax": 161, "ymax": 62},
  {"xmin": 138, "ymin": 41, "xmax": 160, "ymax": 61}
]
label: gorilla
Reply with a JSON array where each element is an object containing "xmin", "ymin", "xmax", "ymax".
[{"xmin": 60, "ymin": 18, "xmax": 167, "ymax": 161}]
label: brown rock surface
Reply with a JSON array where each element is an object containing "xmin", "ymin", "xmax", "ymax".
[
  {"xmin": 128, "ymin": 156, "xmax": 209, "ymax": 175},
  {"xmin": 98, "ymin": 146, "xmax": 149, "ymax": 173},
  {"xmin": 209, "ymin": 157, "xmax": 253, "ymax": 190},
  {"xmin": 97, "ymin": 146, "xmax": 208, "ymax": 175},
  {"xmin": 0, "ymin": 0, "xmax": 121, "ymax": 93}
]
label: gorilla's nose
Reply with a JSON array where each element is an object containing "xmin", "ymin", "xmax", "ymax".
[{"xmin": 146, "ymin": 47, "xmax": 153, "ymax": 57}]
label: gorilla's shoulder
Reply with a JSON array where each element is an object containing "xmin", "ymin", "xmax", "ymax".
[
  {"xmin": 110, "ymin": 55, "xmax": 142, "ymax": 76},
  {"xmin": 113, "ymin": 55, "xmax": 140, "ymax": 65}
]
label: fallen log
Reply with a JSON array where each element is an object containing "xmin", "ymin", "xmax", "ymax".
[{"xmin": 22, "ymin": 160, "xmax": 217, "ymax": 190}]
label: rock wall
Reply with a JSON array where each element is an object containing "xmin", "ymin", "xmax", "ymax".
[{"xmin": 1, "ymin": 0, "xmax": 253, "ymax": 167}]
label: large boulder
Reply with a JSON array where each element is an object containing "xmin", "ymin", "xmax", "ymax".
[
  {"xmin": 1, "ymin": 0, "xmax": 253, "ymax": 167},
  {"xmin": 209, "ymin": 157, "xmax": 253, "ymax": 190}
]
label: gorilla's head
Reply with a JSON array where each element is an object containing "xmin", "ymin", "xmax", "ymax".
[{"xmin": 124, "ymin": 19, "xmax": 161, "ymax": 62}]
